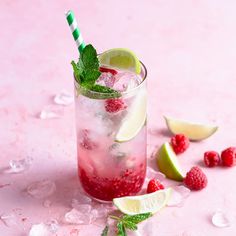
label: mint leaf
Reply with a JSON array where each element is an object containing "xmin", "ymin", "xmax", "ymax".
[
  {"xmin": 122, "ymin": 221, "xmax": 137, "ymax": 231},
  {"xmin": 90, "ymin": 84, "xmax": 121, "ymax": 96},
  {"xmin": 71, "ymin": 61, "xmax": 81, "ymax": 83},
  {"xmin": 81, "ymin": 44, "xmax": 99, "ymax": 70},
  {"xmin": 101, "ymin": 225, "xmax": 109, "ymax": 236},
  {"xmin": 122, "ymin": 213, "xmax": 152, "ymax": 224},
  {"xmin": 71, "ymin": 44, "xmax": 119, "ymax": 97},
  {"xmin": 117, "ymin": 222, "xmax": 127, "ymax": 236}
]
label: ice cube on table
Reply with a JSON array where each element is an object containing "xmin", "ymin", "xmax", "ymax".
[
  {"xmin": 167, "ymin": 186, "xmax": 190, "ymax": 207},
  {"xmin": 39, "ymin": 105, "xmax": 63, "ymax": 119},
  {"xmin": 54, "ymin": 90, "xmax": 74, "ymax": 106},
  {"xmin": 73, "ymin": 191, "xmax": 92, "ymax": 204},
  {"xmin": 45, "ymin": 219, "xmax": 59, "ymax": 233},
  {"xmin": 29, "ymin": 223, "xmax": 51, "ymax": 236},
  {"xmin": 0, "ymin": 213, "xmax": 17, "ymax": 227},
  {"xmin": 4, "ymin": 157, "xmax": 33, "ymax": 174},
  {"xmin": 146, "ymin": 166, "xmax": 166, "ymax": 181},
  {"xmin": 64, "ymin": 209, "xmax": 93, "ymax": 225},
  {"xmin": 27, "ymin": 180, "xmax": 56, "ymax": 199},
  {"xmin": 212, "ymin": 209, "xmax": 233, "ymax": 228}
]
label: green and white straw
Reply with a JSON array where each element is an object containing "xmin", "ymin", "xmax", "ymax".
[{"xmin": 65, "ymin": 10, "xmax": 86, "ymax": 53}]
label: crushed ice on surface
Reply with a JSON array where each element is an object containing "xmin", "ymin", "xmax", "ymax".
[
  {"xmin": 146, "ymin": 166, "xmax": 166, "ymax": 181},
  {"xmin": 54, "ymin": 90, "xmax": 74, "ymax": 106},
  {"xmin": 39, "ymin": 106, "xmax": 63, "ymax": 119},
  {"xmin": 29, "ymin": 223, "xmax": 51, "ymax": 236},
  {"xmin": 64, "ymin": 208, "xmax": 93, "ymax": 225},
  {"xmin": 72, "ymin": 192, "xmax": 92, "ymax": 204},
  {"xmin": 71, "ymin": 201, "xmax": 92, "ymax": 214},
  {"xmin": 4, "ymin": 157, "xmax": 33, "ymax": 174},
  {"xmin": 212, "ymin": 209, "xmax": 233, "ymax": 228},
  {"xmin": 45, "ymin": 219, "xmax": 59, "ymax": 233},
  {"xmin": 27, "ymin": 180, "xmax": 56, "ymax": 199},
  {"xmin": 167, "ymin": 185, "xmax": 190, "ymax": 207},
  {"xmin": 0, "ymin": 213, "xmax": 17, "ymax": 227}
]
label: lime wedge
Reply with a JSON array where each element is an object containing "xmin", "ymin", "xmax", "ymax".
[
  {"xmin": 98, "ymin": 48, "xmax": 141, "ymax": 74},
  {"xmin": 113, "ymin": 188, "xmax": 172, "ymax": 215},
  {"xmin": 157, "ymin": 142, "xmax": 184, "ymax": 181},
  {"xmin": 115, "ymin": 91, "xmax": 146, "ymax": 142},
  {"xmin": 164, "ymin": 116, "xmax": 218, "ymax": 141}
]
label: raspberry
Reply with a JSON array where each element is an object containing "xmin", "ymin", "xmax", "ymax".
[
  {"xmin": 170, "ymin": 134, "xmax": 190, "ymax": 154},
  {"xmin": 105, "ymin": 98, "xmax": 127, "ymax": 113},
  {"xmin": 147, "ymin": 179, "xmax": 165, "ymax": 193},
  {"xmin": 221, "ymin": 147, "xmax": 236, "ymax": 167},
  {"xmin": 204, "ymin": 151, "xmax": 220, "ymax": 167},
  {"xmin": 99, "ymin": 66, "xmax": 118, "ymax": 75},
  {"xmin": 184, "ymin": 166, "xmax": 207, "ymax": 190}
]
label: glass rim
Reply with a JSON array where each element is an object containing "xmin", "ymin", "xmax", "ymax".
[{"xmin": 74, "ymin": 61, "xmax": 147, "ymax": 98}]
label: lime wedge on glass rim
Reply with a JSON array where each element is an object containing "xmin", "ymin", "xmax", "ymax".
[
  {"xmin": 113, "ymin": 188, "xmax": 172, "ymax": 215},
  {"xmin": 164, "ymin": 116, "xmax": 218, "ymax": 141},
  {"xmin": 157, "ymin": 142, "xmax": 184, "ymax": 181},
  {"xmin": 98, "ymin": 48, "xmax": 141, "ymax": 74},
  {"xmin": 115, "ymin": 90, "xmax": 147, "ymax": 142}
]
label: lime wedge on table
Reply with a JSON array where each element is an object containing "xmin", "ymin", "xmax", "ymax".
[
  {"xmin": 115, "ymin": 91, "xmax": 146, "ymax": 142},
  {"xmin": 157, "ymin": 142, "xmax": 184, "ymax": 181},
  {"xmin": 98, "ymin": 48, "xmax": 141, "ymax": 74},
  {"xmin": 164, "ymin": 116, "xmax": 218, "ymax": 141},
  {"xmin": 113, "ymin": 188, "xmax": 172, "ymax": 215}
]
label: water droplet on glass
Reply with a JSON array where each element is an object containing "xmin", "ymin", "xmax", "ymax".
[
  {"xmin": 212, "ymin": 210, "xmax": 233, "ymax": 228},
  {"xmin": 4, "ymin": 157, "xmax": 33, "ymax": 174},
  {"xmin": 64, "ymin": 208, "xmax": 93, "ymax": 225},
  {"xmin": 45, "ymin": 219, "xmax": 59, "ymax": 233},
  {"xmin": 54, "ymin": 90, "xmax": 74, "ymax": 106},
  {"xmin": 167, "ymin": 186, "xmax": 191, "ymax": 207},
  {"xmin": 0, "ymin": 213, "xmax": 17, "ymax": 227},
  {"xmin": 39, "ymin": 106, "xmax": 63, "ymax": 119},
  {"xmin": 146, "ymin": 166, "xmax": 166, "ymax": 181},
  {"xmin": 29, "ymin": 223, "xmax": 51, "ymax": 236},
  {"xmin": 27, "ymin": 180, "xmax": 56, "ymax": 199}
]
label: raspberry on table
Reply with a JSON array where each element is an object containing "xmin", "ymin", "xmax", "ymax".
[
  {"xmin": 184, "ymin": 166, "xmax": 207, "ymax": 190},
  {"xmin": 147, "ymin": 179, "xmax": 165, "ymax": 194},
  {"xmin": 221, "ymin": 147, "xmax": 236, "ymax": 167},
  {"xmin": 105, "ymin": 98, "xmax": 127, "ymax": 113},
  {"xmin": 170, "ymin": 134, "xmax": 190, "ymax": 154},
  {"xmin": 204, "ymin": 151, "xmax": 220, "ymax": 167}
]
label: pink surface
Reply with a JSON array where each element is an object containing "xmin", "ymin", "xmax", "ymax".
[{"xmin": 1, "ymin": 0, "xmax": 236, "ymax": 235}]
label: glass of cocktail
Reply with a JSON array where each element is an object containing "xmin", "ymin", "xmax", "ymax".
[
  {"xmin": 66, "ymin": 10, "xmax": 147, "ymax": 202},
  {"xmin": 74, "ymin": 57, "xmax": 147, "ymax": 202}
]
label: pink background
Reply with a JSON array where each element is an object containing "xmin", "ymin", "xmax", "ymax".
[{"xmin": 1, "ymin": 0, "xmax": 236, "ymax": 235}]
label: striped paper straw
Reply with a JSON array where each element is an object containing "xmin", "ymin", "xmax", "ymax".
[{"xmin": 65, "ymin": 10, "xmax": 86, "ymax": 53}]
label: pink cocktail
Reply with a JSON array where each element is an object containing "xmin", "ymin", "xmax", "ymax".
[{"xmin": 74, "ymin": 63, "xmax": 147, "ymax": 202}]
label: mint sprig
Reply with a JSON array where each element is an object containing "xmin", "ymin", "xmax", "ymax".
[
  {"xmin": 71, "ymin": 44, "xmax": 120, "ymax": 97},
  {"xmin": 101, "ymin": 213, "xmax": 152, "ymax": 236}
]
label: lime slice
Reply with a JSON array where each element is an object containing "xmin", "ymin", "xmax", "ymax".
[
  {"xmin": 157, "ymin": 142, "xmax": 184, "ymax": 181},
  {"xmin": 98, "ymin": 48, "xmax": 141, "ymax": 74},
  {"xmin": 113, "ymin": 188, "xmax": 172, "ymax": 215},
  {"xmin": 164, "ymin": 116, "xmax": 218, "ymax": 141},
  {"xmin": 115, "ymin": 91, "xmax": 146, "ymax": 142}
]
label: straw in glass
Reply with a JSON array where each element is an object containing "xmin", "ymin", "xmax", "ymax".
[{"xmin": 65, "ymin": 10, "xmax": 86, "ymax": 53}]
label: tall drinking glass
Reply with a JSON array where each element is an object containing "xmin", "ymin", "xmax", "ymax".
[{"xmin": 74, "ymin": 62, "xmax": 147, "ymax": 202}]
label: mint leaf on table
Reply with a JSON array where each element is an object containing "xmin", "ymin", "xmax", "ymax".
[
  {"xmin": 122, "ymin": 212, "xmax": 152, "ymax": 224},
  {"xmin": 107, "ymin": 213, "xmax": 152, "ymax": 236},
  {"xmin": 71, "ymin": 44, "xmax": 120, "ymax": 97},
  {"xmin": 117, "ymin": 222, "xmax": 127, "ymax": 236},
  {"xmin": 101, "ymin": 225, "xmax": 109, "ymax": 236}
]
